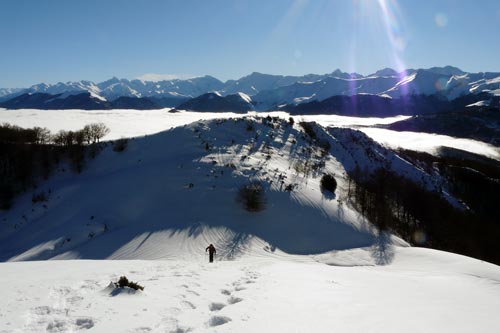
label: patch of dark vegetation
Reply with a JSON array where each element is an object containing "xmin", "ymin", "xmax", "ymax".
[
  {"xmin": 112, "ymin": 138, "xmax": 128, "ymax": 152},
  {"xmin": 299, "ymin": 121, "xmax": 317, "ymax": 140},
  {"xmin": 298, "ymin": 121, "xmax": 331, "ymax": 156},
  {"xmin": 320, "ymin": 174, "xmax": 337, "ymax": 194},
  {"xmin": 347, "ymin": 159, "xmax": 500, "ymax": 265},
  {"xmin": 114, "ymin": 276, "xmax": 144, "ymax": 291},
  {"xmin": 0, "ymin": 123, "xmax": 109, "ymax": 210},
  {"xmin": 396, "ymin": 147, "xmax": 500, "ymax": 220},
  {"xmin": 237, "ymin": 182, "xmax": 266, "ymax": 212}
]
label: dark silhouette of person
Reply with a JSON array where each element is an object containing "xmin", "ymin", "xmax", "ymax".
[{"xmin": 206, "ymin": 244, "xmax": 216, "ymax": 263}]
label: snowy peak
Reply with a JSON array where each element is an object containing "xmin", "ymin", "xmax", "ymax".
[
  {"xmin": 330, "ymin": 69, "xmax": 358, "ymax": 79},
  {"xmin": 97, "ymin": 76, "xmax": 121, "ymax": 89},
  {"xmin": 222, "ymin": 72, "xmax": 303, "ymax": 96},
  {"xmin": 1, "ymin": 67, "xmax": 499, "ymax": 110}
]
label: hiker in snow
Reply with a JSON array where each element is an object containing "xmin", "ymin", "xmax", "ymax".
[{"xmin": 206, "ymin": 244, "xmax": 216, "ymax": 263}]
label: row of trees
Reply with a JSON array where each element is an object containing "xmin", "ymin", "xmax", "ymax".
[
  {"xmin": 0, "ymin": 123, "xmax": 110, "ymax": 210},
  {"xmin": 0, "ymin": 122, "xmax": 109, "ymax": 146}
]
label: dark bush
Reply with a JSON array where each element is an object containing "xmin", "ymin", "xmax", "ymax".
[
  {"xmin": 115, "ymin": 276, "xmax": 144, "ymax": 291},
  {"xmin": 237, "ymin": 182, "xmax": 266, "ymax": 212},
  {"xmin": 320, "ymin": 174, "xmax": 337, "ymax": 194},
  {"xmin": 117, "ymin": 276, "xmax": 129, "ymax": 288},
  {"xmin": 299, "ymin": 122, "xmax": 317, "ymax": 140},
  {"xmin": 113, "ymin": 138, "xmax": 128, "ymax": 152},
  {"xmin": 128, "ymin": 281, "xmax": 145, "ymax": 291}
]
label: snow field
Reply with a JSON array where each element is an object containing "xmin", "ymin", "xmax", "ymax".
[{"xmin": 1, "ymin": 247, "xmax": 500, "ymax": 332}]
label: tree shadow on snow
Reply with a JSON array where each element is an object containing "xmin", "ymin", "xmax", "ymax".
[
  {"xmin": 216, "ymin": 232, "xmax": 252, "ymax": 260},
  {"xmin": 370, "ymin": 232, "xmax": 395, "ymax": 265}
]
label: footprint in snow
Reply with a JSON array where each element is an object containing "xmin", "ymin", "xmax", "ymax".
[
  {"xmin": 46, "ymin": 319, "xmax": 68, "ymax": 333},
  {"xmin": 208, "ymin": 316, "xmax": 231, "ymax": 327},
  {"xmin": 233, "ymin": 284, "xmax": 246, "ymax": 291},
  {"xmin": 185, "ymin": 290, "xmax": 200, "ymax": 296},
  {"xmin": 75, "ymin": 318, "xmax": 94, "ymax": 330},
  {"xmin": 181, "ymin": 300, "xmax": 196, "ymax": 309},
  {"xmin": 227, "ymin": 296, "xmax": 243, "ymax": 304},
  {"xmin": 208, "ymin": 302, "xmax": 226, "ymax": 311},
  {"xmin": 220, "ymin": 289, "xmax": 231, "ymax": 295}
]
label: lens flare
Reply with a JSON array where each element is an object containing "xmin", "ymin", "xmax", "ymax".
[
  {"xmin": 373, "ymin": 0, "xmax": 410, "ymax": 97},
  {"xmin": 435, "ymin": 13, "xmax": 448, "ymax": 28}
]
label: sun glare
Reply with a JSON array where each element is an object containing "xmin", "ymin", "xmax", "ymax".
[
  {"xmin": 375, "ymin": 0, "xmax": 408, "ymax": 74},
  {"xmin": 343, "ymin": 0, "xmax": 410, "ymax": 84}
]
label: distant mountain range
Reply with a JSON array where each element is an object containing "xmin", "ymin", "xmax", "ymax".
[{"xmin": 1, "ymin": 66, "xmax": 499, "ymax": 114}]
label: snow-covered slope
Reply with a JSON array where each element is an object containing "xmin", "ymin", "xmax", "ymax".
[
  {"xmin": 1, "ymin": 247, "xmax": 499, "ymax": 333},
  {"xmin": 0, "ymin": 114, "xmax": 463, "ymax": 262},
  {"xmin": 1, "ymin": 116, "xmax": 499, "ymax": 332},
  {"xmin": 0, "ymin": 117, "xmax": 388, "ymax": 262}
]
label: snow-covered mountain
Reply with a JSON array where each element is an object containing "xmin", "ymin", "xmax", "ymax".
[
  {"xmin": 221, "ymin": 70, "xmax": 359, "ymax": 96},
  {"xmin": 6, "ymin": 76, "xmax": 225, "ymax": 102},
  {"xmin": 1, "ymin": 116, "xmax": 454, "ymax": 262},
  {"xmin": 254, "ymin": 68, "xmax": 500, "ymax": 108},
  {"xmin": 1, "ymin": 67, "xmax": 499, "ymax": 110},
  {"xmin": 0, "ymin": 87, "xmax": 23, "ymax": 100},
  {"xmin": 1, "ymin": 115, "xmax": 499, "ymax": 332},
  {"xmin": 175, "ymin": 92, "xmax": 254, "ymax": 113},
  {"xmin": 252, "ymin": 76, "xmax": 401, "ymax": 109}
]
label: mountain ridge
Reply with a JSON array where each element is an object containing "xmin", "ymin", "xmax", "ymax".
[{"xmin": 1, "ymin": 66, "xmax": 499, "ymax": 111}]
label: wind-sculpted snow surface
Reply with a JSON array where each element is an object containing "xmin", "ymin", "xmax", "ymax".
[{"xmin": 0, "ymin": 248, "xmax": 499, "ymax": 332}]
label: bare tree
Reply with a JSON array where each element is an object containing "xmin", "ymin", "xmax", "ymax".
[
  {"xmin": 33, "ymin": 127, "xmax": 51, "ymax": 144},
  {"xmin": 84, "ymin": 123, "xmax": 110, "ymax": 144}
]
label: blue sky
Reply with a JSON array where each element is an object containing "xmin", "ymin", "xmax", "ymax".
[{"xmin": 1, "ymin": 0, "xmax": 499, "ymax": 87}]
